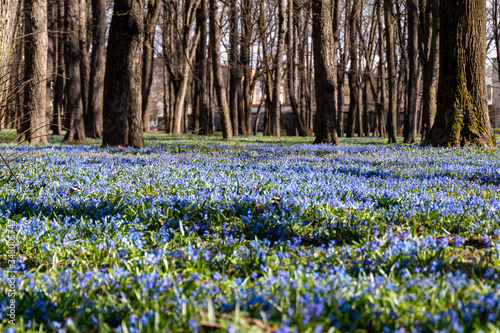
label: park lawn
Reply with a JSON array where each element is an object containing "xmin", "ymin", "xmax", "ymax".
[{"xmin": 1, "ymin": 133, "xmax": 500, "ymax": 332}]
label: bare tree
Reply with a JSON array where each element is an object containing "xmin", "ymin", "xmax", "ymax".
[{"xmin": 209, "ymin": 0, "xmax": 233, "ymax": 139}]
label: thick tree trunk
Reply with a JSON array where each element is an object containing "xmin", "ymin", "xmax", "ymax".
[
  {"xmin": 384, "ymin": 0, "xmax": 397, "ymax": 143},
  {"xmin": 312, "ymin": 0, "xmax": 340, "ymax": 144},
  {"xmin": 102, "ymin": 0, "xmax": 144, "ymax": 148},
  {"xmin": 426, "ymin": 0, "xmax": 495, "ymax": 147},
  {"xmin": 0, "ymin": 0, "xmax": 21, "ymax": 125},
  {"xmin": 23, "ymin": 0, "xmax": 48, "ymax": 144},
  {"xmin": 141, "ymin": 0, "xmax": 161, "ymax": 132},
  {"xmin": 64, "ymin": 0, "xmax": 86, "ymax": 142},
  {"xmin": 209, "ymin": 0, "xmax": 233, "ymax": 139},
  {"xmin": 403, "ymin": 0, "xmax": 419, "ymax": 143},
  {"xmin": 88, "ymin": 0, "xmax": 106, "ymax": 138}
]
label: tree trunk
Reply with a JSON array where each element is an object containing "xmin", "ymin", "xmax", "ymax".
[
  {"xmin": 346, "ymin": 0, "xmax": 359, "ymax": 138},
  {"xmin": 195, "ymin": 0, "xmax": 209, "ymax": 135},
  {"xmin": 376, "ymin": 0, "xmax": 386, "ymax": 138},
  {"xmin": 88, "ymin": 0, "xmax": 106, "ymax": 138},
  {"xmin": 64, "ymin": 0, "xmax": 86, "ymax": 141},
  {"xmin": 426, "ymin": 0, "xmax": 495, "ymax": 147},
  {"xmin": 53, "ymin": 0, "xmax": 64, "ymax": 135},
  {"xmin": 403, "ymin": 0, "xmax": 419, "ymax": 143},
  {"xmin": 0, "ymin": 0, "xmax": 21, "ymax": 126},
  {"xmin": 270, "ymin": 0, "xmax": 287, "ymax": 137},
  {"xmin": 312, "ymin": 0, "xmax": 340, "ymax": 144},
  {"xmin": 286, "ymin": 0, "xmax": 306, "ymax": 137},
  {"xmin": 102, "ymin": 0, "xmax": 144, "ymax": 148},
  {"xmin": 384, "ymin": 0, "xmax": 397, "ymax": 143},
  {"xmin": 241, "ymin": 0, "xmax": 253, "ymax": 136},
  {"xmin": 209, "ymin": 0, "xmax": 233, "ymax": 139},
  {"xmin": 23, "ymin": 0, "xmax": 48, "ymax": 144},
  {"xmin": 228, "ymin": 0, "xmax": 240, "ymax": 136},
  {"xmin": 80, "ymin": 0, "xmax": 91, "ymax": 137},
  {"xmin": 420, "ymin": 0, "xmax": 439, "ymax": 141},
  {"xmin": 142, "ymin": 0, "xmax": 161, "ymax": 132}
]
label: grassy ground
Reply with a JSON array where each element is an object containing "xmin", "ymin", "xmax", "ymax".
[{"xmin": 0, "ymin": 134, "xmax": 500, "ymax": 332}]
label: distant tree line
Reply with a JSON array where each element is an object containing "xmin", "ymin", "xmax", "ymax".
[{"xmin": 0, "ymin": 0, "xmax": 496, "ymax": 147}]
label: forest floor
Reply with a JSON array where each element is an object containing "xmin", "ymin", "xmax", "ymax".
[{"xmin": 1, "ymin": 133, "xmax": 500, "ymax": 332}]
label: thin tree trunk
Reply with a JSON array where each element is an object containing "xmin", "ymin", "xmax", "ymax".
[
  {"xmin": 195, "ymin": 0, "xmax": 209, "ymax": 135},
  {"xmin": 376, "ymin": 0, "xmax": 386, "ymax": 138},
  {"xmin": 286, "ymin": 0, "xmax": 306, "ymax": 137},
  {"xmin": 142, "ymin": 0, "xmax": 161, "ymax": 132},
  {"xmin": 403, "ymin": 0, "xmax": 419, "ymax": 143},
  {"xmin": 241, "ymin": 0, "xmax": 253, "ymax": 135},
  {"xmin": 270, "ymin": 0, "xmax": 287, "ymax": 136},
  {"xmin": 346, "ymin": 0, "xmax": 359, "ymax": 137},
  {"xmin": 53, "ymin": 0, "xmax": 64, "ymax": 135},
  {"xmin": 420, "ymin": 0, "xmax": 439, "ymax": 141},
  {"xmin": 209, "ymin": 0, "xmax": 232, "ymax": 139},
  {"xmin": 229, "ymin": 0, "xmax": 240, "ymax": 135},
  {"xmin": 80, "ymin": 0, "xmax": 91, "ymax": 136},
  {"xmin": 384, "ymin": 0, "xmax": 397, "ymax": 143}
]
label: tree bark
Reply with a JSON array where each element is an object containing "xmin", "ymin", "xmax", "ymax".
[
  {"xmin": 64, "ymin": 0, "xmax": 86, "ymax": 142},
  {"xmin": 228, "ymin": 0, "xmax": 240, "ymax": 136},
  {"xmin": 88, "ymin": 0, "xmax": 106, "ymax": 138},
  {"xmin": 420, "ymin": 0, "xmax": 439, "ymax": 141},
  {"xmin": 80, "ymin": 0, "xmax": 91, "ymax": 137},
  {"xmin": 403, "ymin": 0, "xmax": 419, "ymax": 143},
  {"xmin": 312, "ymin": 0, "xmax": 340, "ymax": 144},
  {"xmin": 270, "ymin": 0, "xmax": 287, "ymax": 137},
  {"xmin": 142, "ymin": 0, "xmax": 161, "ymax": 132},
  {"xmin": 195, "ymin": 0, "xmax": 209, "ymax": 135},
  {"xmin": 384, "ymin": 0, "xmax": 398, "ymax": 143},
  {"xmin": 286, "ymin": 0, "xmax": 306, "ymax": 137},
  {"xmin": 426, "ymin": 0, "xmax": 495, "ymax": 147},
  {"xmin": 102, "ymin": 0, "xmax": 144, "ymax": 148},
  {"xmin": 240, "ymin": 0, "xmax": 253, "ymax": 135},
  {"xmin": 52, "ymin": 0, "xmax": 64, "ymax": 135},
  {"xmin": 23, "ymin": 0, "xmax": 48, "ymax": 144},
  {"xmin": 209, "ymin": 0, "xmax": 233, "ymax": 139},
  {"xmin": 346, "ymin": 0, "xmax": 360, "ymax": 138},
  {"xmin": 0, "ymin": 0, "xmax": 21, "ymax": 126}
]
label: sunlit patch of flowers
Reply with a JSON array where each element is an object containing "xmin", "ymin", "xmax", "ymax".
[{"xmin": 1, "ymin": 139, "xmax": 500, "ymax": 332}]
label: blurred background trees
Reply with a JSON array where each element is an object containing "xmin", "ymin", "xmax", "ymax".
[{"xmin": 0, "ymin": 0, "xmax": 498, "ymax": 147}]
